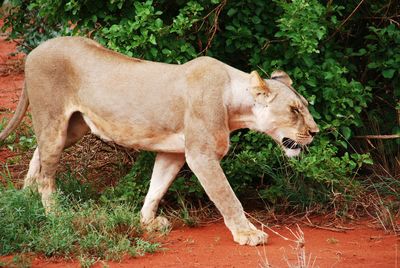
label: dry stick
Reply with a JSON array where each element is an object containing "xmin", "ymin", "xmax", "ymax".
[
  {"xmin": 353, "ymin": 134, "xmax": 400, "ymax": 140},
  {"xmin": 256, "ymin": 235, "xmax": 271, "ymax": 268},
  {"xmin": 302, "ymin": 221, "xmax": 350, "ymax": 233},
  {"xmin": 10, "ymin": 39, "xmax": 33, "ymax": 52},
  {"xmin": 245, "ymin": 212, "xmax": 297, "ymax": 243},
  {"xmin": 304, "ymin": 214, "xmax": 355, "ymax": 231},
  {"xmin": 201, "ymin": 0, "xmax": 227, "ymax": 53},
  {"xmin": 287, "ymin": 224, "xmax": 314, "ymax": 268},
  {"xmin": 247, "ymin": 213, "xmax": 318, "ymax": 268},
  {"xmin": 388, "ymin": 18, "xmax": 400, "ymax": 27}
]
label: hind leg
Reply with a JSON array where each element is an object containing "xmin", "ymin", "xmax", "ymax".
[
  {"xmin": 24, "ymin": 148, "xmax": 40, "ymax": 188},
  {"xmin": 36, "ymin": 126, "xmax": 69, "ymax": 212},
  {"xmin": 37, "ymin": 113, "xmax": 90, "ymax": 211},
  {"xmin": 24, "ymin": 112, "xmax": 88, "ymax": 193}
]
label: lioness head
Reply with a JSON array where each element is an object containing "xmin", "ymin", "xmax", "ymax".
[{"xmin": 249, "ymin": 70, "xmax": 319, "ymax": 157}]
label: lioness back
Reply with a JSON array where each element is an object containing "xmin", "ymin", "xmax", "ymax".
[{"xmin": 25, "ymin": 37, "xmax": 231, "ymax": 151}]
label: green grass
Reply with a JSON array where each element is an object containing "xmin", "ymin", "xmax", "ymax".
[
  {"xmin": 0, "ymin": 117, "xmax": 161, "ymax": 265},
  {"xmin": 0, "ymin": 117, "xmax": 37, "ymax": 153},
  {"xmin": 0, "ymin": 181, "xmax": 160, "ymax": 264}
]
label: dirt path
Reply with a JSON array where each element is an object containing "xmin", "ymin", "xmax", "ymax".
[
  {"xmin": 0, "ymin": 24, "xmax": 398, "ymax": 268},
  {"xmin": 7, "ymin": 221, "xmax": 398, "ymax": 267},
  {"xmin": 0, "ymin": 19, "xmax": 24, "ymax": 163},
  {"xmin": 134, "ymin": 221, "xmax": 398, "ymax": 267}
]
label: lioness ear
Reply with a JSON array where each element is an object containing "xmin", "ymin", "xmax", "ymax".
[
  {"xmin": 271, "ymin": 70, "xmax": 292, "ymax": 87},
  {"xmin": 249, "ymin": 71, "xmax": 277, "ymax": 105},
  {"xmin": 250, "ymin": 70, "xmax": 271, "ymax": 95}
]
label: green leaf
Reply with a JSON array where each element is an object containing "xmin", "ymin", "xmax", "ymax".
[
  {"xmin": 341, "ymin": 126, "xmax": 352, "ymax": 140},
  {"xmin": 231, "ymin": 135, "xmax": 240, "ymax": 142},
  {"xmin": 382, "ymin": 69, "xmax": 395, "ymax": 79},
  {"xmin": 226, "ymin": 25, "xmax": 235, "ymax": 31},
  {"xmin": 252, "ymin": 16, "xmax": 261, "ymax": 24},
  {"xmin": 367, "ymin": 62, "xmax": 379, "ymax": 69},
  {"xmin": 363, "ymin": 158, "xmax": 373, "ymax": 165},
  {"xmin": 154, "ymin": 18, "xmax": 163, "ymax": 28},
  {"xmin": 337, "ymin": 140, "xmax": 348, "ymax": 149},
  {"xmin": 227, "ymin": 8, "xmax": 237, "ymax": 17},
  {"xmin": 149, "ymin": 34, "xmax": 156, "ymax": 45}
]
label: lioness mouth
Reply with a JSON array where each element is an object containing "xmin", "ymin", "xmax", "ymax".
[{"xmin": 282, "ymin": 137, "xmax": 302, "ymax": 150}]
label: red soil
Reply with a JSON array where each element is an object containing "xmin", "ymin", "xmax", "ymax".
[
  {"xmin": 0, "ymin": 23, "xmax": 398, "ymax": 268},
  {"xmin": 0, "ymin": 18, "xmax": 24, "ymax": 163},
  {"xmin": 2, "ymin": 221, "xmax": 398, "ymax": 268}
]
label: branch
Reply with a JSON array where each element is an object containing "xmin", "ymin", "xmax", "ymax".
[
  {"xmin": 353, "ymin": 134, "xmax": 400, "ymax": 140},
  {"xmin": 200, "ymin": 0, "xmax": 227, "ymax": 53}
]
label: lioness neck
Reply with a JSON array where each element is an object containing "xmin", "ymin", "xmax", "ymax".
[{"xmin": 224, "ymin": 68, "xmax": 256, "ymax": 131}]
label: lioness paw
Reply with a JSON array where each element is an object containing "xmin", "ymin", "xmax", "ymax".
[
  {"xmin": 142, "ymin": 216, "xmax": 171, "ymax": 233},
  {"xmin": 233, "ymin": 229, "xmax": 268, "ymax": 246}
]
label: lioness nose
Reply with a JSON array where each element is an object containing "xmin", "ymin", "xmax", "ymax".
[{"xmin": 309, "ymin": 130, "xmax": 317, "ymax": 137}]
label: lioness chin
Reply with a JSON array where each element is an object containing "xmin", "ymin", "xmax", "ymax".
[{"xmin": 0, "ymin": 37, "xmax": 318, "ymax": 246}]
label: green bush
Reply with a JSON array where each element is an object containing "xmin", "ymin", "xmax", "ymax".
[
  {"xmin": 223, "ymin": 131, "xmax": 369, "ymax": 210},
  {"xmin": 2, "ymin": 0, "xmax": 399, "ymax": 210}
]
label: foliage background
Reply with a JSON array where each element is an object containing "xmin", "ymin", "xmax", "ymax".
[{"xmin": 1, "ymin": 0, "xmax": 399, "ymax": 214}]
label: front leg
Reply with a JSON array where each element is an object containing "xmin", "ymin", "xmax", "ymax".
[
  {"xmin": 183, "ymin": 65, "xmax": 266, "ymax": 245},
  {"xmin": 141, "ymin": 153, "xmax": 185, "ymax": 231},
  {"xmin": 185, "ymin": 152, "xmax": 268, "ymax": 246}
]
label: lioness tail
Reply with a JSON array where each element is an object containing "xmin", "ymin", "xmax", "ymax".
[{"xmin": 0, "ymin": 85, "xmax": 29, "ymax": 141}]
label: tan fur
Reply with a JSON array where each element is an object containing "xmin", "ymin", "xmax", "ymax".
[{"xmin": 0, "ymin": 37, "xmax": 319, "ymax": 246}]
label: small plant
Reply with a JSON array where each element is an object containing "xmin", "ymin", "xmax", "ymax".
[
  {"xmin": 0, "ymin": 117, "xmax": 36, "ymax": 153},
  {"xmin": 0, "ymin": 254, "xmax": 32, "ymax": 268},
  {"xmin": 283, "ymin": 225, "xmax": 316, "ymax": 268},
  {"xmin": 176, "ymin": 194, "xmax": 199, "ymax": 227},
  {"xmin": 251, "ymin": 212, "xmax": 317, "ymax": 268},
  {"xmin": 56, "ymin": 168, "xmax": 100, "ymax": 203},
  {"xmin": 100, "ymin": 151, "xmax": 154, "ymax": 205},
  {"xmin": 371, "ymin": 196, "xmax": 398, "ymax": 234},
  {"xmin": 78, "ymin": 255, "xmax": 99, "ymax": 268}
]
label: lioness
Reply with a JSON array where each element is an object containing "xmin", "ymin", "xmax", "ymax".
[{"xmin": 0, "ymin": 37, "xmax": 318, "ymax": 246}]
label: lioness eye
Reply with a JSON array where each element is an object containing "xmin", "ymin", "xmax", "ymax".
[{"xmin": 291, "ymin": 107, "xmax": 300, "ymax": 114}]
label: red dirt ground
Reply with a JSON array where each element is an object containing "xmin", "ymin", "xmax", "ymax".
[
  {"xmin": 0, "ymin": 18, "xmax": 24, "ymax": 163},
  {"xmin": 0, "ymin": 24, "xmax": 398, "ymax": 268},
  {"xmin": 1, "ymin": 221, "xmax": 398, "ymax": 267}
]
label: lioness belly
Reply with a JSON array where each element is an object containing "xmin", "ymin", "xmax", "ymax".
[{"xmin": 82, "ymin": 114, "xmax": 185, "ymax": 153}]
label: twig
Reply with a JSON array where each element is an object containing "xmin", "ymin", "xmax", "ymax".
[
  {"xmin": 353, "ymin": 134, "xmax": 400, "ymax": 140},
  {"xmin": 9, "ymin": 38, "xmax": 33, "ymax": 52},
  {"xmin": 200, "ymin": 0, "xmax": 227, "ymax": 53},
  {"xmin": 305, "ymin": 214, "xmax": 354, "ymax": 232},
  {"xmin": 262, "ymin": 38, "xmax": 288, "ymax": 51},
  {"xmin": 245, "ymin": 212, "xmax": 297, "ymax": 242},
  {"xmin": 302, "ymin": 221, "xmax": 350, "ymax": 233}
]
